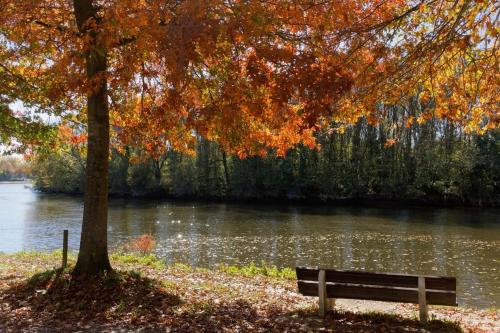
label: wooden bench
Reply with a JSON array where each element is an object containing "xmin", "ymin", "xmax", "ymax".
[{"xmin": 296, "ymin": 267, "xmax": 457, "ymax": 322}]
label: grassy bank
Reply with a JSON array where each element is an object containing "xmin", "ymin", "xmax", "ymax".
[{"xmin": 0, "ymin": 251, "xmax": 498, "ymax": 332}]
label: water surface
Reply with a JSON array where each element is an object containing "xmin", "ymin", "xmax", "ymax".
[{"xmin": 0, "ymin": 182, "xmax": 498, "ymax": 308}]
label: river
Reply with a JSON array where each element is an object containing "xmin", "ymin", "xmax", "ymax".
[{"xmin": 0, "ymin": 182, "xmax": 498, "ymax": 308}]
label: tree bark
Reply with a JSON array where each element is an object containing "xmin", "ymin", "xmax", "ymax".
[
  {"xmin": 221, "ymin": 150, "xmax": 230, "ymax": 195},
  {"xmin": 73, "ymin": 0, "xmax": 112, "ymax": 275}
]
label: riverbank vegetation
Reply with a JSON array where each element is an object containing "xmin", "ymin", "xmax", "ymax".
[
  {"xmin": 0, "ymin": 156, "xmax": 31, "ymax": 181},
  {"xmin": 33, "ymin": 124, "xmax": 500, "ymax": 207},
  {"xmin": 1, "ymin": 250, "xmax": 497, "ymax": 332}
]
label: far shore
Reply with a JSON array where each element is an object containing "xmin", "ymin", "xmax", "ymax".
[
  {"xmin": 0, "ymin": 179, "xmax": 32, "ymax": 184},
  {"xmin": 9, "ymin": 182, "xmax": 500, "ymax": 209}
]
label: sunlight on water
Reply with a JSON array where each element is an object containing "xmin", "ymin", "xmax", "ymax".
[{"xmin": 0, "ymin": 182, "xmax": 499, "ymax": 308}]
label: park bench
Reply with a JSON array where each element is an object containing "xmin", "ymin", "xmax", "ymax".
[{"xmin": 295, "ymin": 267, "xmax": 457, "ymax": 322}]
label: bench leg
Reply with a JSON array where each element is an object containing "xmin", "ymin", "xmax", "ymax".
[
  {"xmin": 418, "ymin": 276, "xmax": 428, "ymax": 323},
  {"xmin": 318, "ymin": 269, "xmax": 327, "ymax": 317},
  {"xmin": 327, "ymin": 298, "xmax": 335, "ymax": 312}
]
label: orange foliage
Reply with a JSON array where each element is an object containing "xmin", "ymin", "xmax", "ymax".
[
  {"xmin": 129, "ymin": 234, "xmax": 156, "ymax": 255},
  {"xmin": 384, "ymin": 138, "xmax": 397, "ymax": 148},
  {"xmin": 58, "ymin": 126, "xmax": 87, "ymax": 146},
  {"xmin": 0, "ymin": 0, "xmax": 497, "ymax": 156}
]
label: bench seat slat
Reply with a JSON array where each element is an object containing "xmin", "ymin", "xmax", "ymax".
[
  {"xmin": 297, "ymin": 281, "xmax": 457, "ymax": 306},
  {"xmin": 296, "ymin": 267, "xmax": 456, "ymax": 291}
]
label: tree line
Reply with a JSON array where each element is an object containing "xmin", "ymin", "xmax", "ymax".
[
  {"xmin": 0, "ymin": 156, "xmax": 31, "ymax": 181},
  {"xmin": 33, "ymin": 112, "xmax": 500, "ymax": 207}
]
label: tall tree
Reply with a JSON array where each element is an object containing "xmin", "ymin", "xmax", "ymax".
[
  {"xmin": 72, "ymin": 0, "xmax": 112, "ymax": 274},
  {"xmin": 0, "ymin": 0, "xmax": 497, "ymax": 275}
]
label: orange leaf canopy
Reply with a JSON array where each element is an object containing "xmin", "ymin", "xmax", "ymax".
[{"xmin": 1, "ymin": 0, "xmax": 497, "ymax": 156}]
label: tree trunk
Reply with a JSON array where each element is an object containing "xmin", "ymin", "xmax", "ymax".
[
  {"xmin": 221, "ymin": 150, "xmax": 230, "ymax": 195},
  {"xmin": 73, "ymin": 0, "xmax": 112, "ymax": 275},
  {"xmin": 153, "ymin": 159, "xmax": 162, "ymax": 185}
]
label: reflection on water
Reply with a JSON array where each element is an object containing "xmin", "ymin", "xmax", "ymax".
[{"xmin": 0, "ymin": 183, "xmax": 499, "ymax": 308}]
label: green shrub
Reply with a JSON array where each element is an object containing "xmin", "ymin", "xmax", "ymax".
[
  {"xmin": 218, "ymin": 261, "xmax": 296, "ymax": 279},
  {"xmin": 110, "ymin": 252, "xmax": 165, "ymax": 270}
]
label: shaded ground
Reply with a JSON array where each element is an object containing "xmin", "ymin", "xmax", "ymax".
[{"xmin": 0, "ymin": 252, "xmax": 498, "ymax": 332}]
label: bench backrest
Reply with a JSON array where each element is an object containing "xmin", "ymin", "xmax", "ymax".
[{"xmin": 296, "ymin": 267, "xmax": 457, "ymax": 306}]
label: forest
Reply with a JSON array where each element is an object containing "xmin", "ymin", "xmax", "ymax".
[{"xmin": 33, "ymin": 105, "xmax": 500, "ymax": 207}]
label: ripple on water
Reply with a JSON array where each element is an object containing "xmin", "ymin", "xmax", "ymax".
[{"xmin": 1, "ymin": 183, "xmax": 499, "ymax": 308}]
